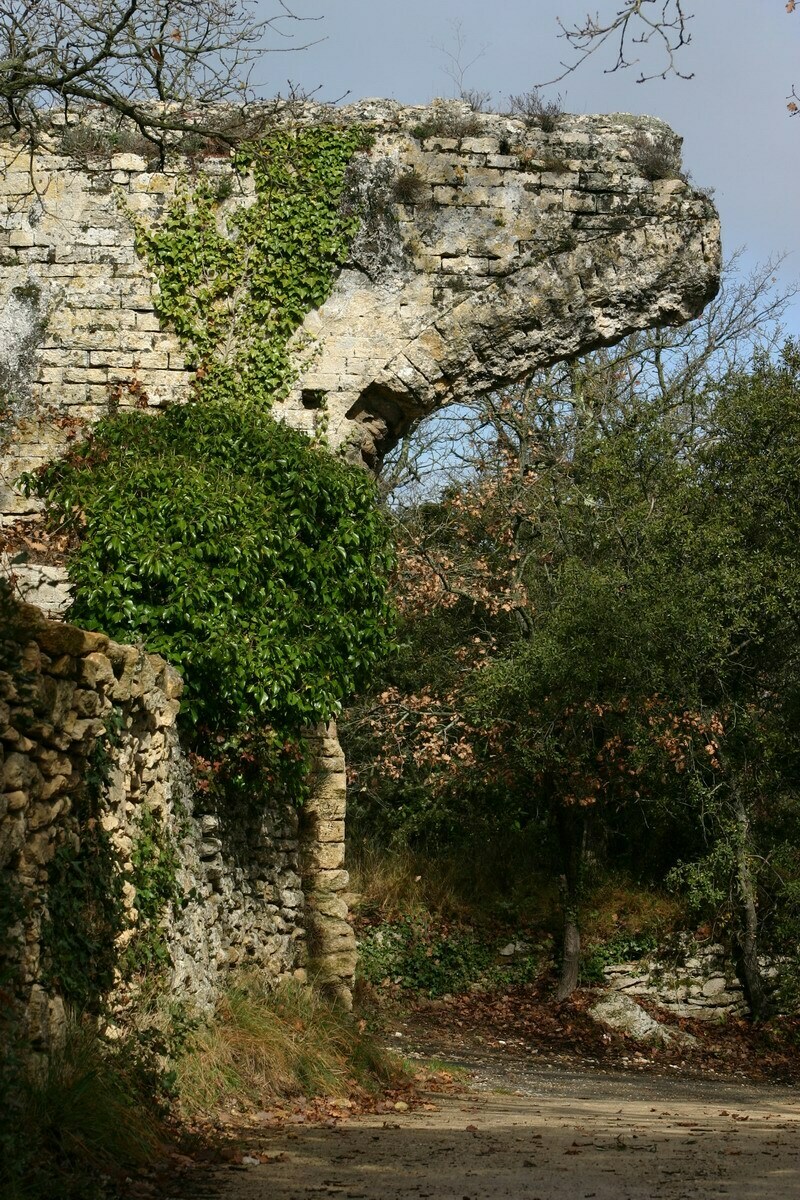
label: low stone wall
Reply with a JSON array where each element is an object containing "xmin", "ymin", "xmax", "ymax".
[
  {"xmin": 603, "ymin": 943, "xmax": 751, "ymax": 1019},
  {"xmin": 1, "ymin": 601, "xmax": 354, "ymax": 1052}
]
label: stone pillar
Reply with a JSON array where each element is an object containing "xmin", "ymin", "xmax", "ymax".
[{"xmin": 299, "ymin": 722, "xmax": 357, "ymax": 1009}]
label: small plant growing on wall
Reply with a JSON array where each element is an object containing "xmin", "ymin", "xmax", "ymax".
[
  {"xmin": 508, "ymin": 89, "xmax": 563, "ymax": 132},
  {"xmin": 392, "ymin": 169, "xmax": 429, "ymax": 207},
  {"xmin": 630, "ymin": 131, "xmax": 685, "ymax": 182}
]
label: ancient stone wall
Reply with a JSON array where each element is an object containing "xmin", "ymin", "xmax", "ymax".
[
  {"xmin": 0, "ymin": 600, "xmax": 353, "ymax": 1050},
  {"xmin": 601, "ymin": 942, "xmax": 778, "ymax": 1020},
  {"xmin": 0, "ymin": 99, "xmax": 719, "ymax": 517},
  {"xmin": 0, "ymin": 99, "xmax": 721, "ymax": 1045}
]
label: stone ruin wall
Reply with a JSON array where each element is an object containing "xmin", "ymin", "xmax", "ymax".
[
  {"xmin": 1, "ymin": 602, "xmax": 356, "ymax": 1048},
  {"xmin": 0, "ymin": 98, "xmax": 720, "ymax": 512},
  {"xmin": 0, "ymin": 100, "xmax": 721, "ymax": 1044}
]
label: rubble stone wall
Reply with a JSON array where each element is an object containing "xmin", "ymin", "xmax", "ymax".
[{"xmin": 1, "ymin": 602, "xmax": 352, "ymax": 1051}]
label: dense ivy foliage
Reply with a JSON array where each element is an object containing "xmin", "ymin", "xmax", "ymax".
[
  {"xmin": 41, "ymin": 730, "xmax": 126, "ymax": 1012},
  {"xmin": 134, "ymin": 126, "xmax": 369, "ymax": 411},
  {"xmin": 31, "ymin": 403, "xmax": 394, "ymax": 737}
]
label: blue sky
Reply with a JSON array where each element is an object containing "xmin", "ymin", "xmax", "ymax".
[{"xmin": 260, "ymin": 0, "xmax": 800, "ymax": 336}]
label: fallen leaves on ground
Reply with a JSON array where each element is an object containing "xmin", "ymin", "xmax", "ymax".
[{"xmin": 388, "ymin": 979, "xmax": 800, "ymax": 1085}]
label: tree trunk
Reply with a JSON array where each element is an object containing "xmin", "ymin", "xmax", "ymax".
[
  {"xmin": 732, "ymin": 791, "xmax": 770, "ymax": 1020},
  {"xmin": 556, "ymin": 906, "xmax": 581, "ymax": 1002},
  {"xmin": 554, "ymin": 806, "xmax": 586, "ymax": 1002}
]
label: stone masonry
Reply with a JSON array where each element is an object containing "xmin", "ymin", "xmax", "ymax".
[
  {"xmin": 0, "ymin": 99, "xmax": 721, "ymax": 1040},
  {"xmin": 1, "ymin": 600, "xmax": 353, "ymax": 1049},
  {"xmin": 0, "ymin": 98, "xmax": 719, "ymax": 513}
]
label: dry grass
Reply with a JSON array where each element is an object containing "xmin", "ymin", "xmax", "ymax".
[
  {"xmin": 176, "ymin": 976, "xmax": 405, "ymax": 1117},
  {"xmin": 1, "ymin": 1017, "xmax": 167, "ymax": 1200},
  {"xmin": 348, "ymin": 836, "xmax": 565, "ymax": 930},
  {"xmin": 582, "ymin": 877, "xmax": 686, "ymax": 944}
]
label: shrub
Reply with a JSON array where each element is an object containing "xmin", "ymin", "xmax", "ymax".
[
  {"xmin": 25, "ymin": 402, "xmax": 394, "ymax": 743},
  {"xmin": 508, "ymin": 89, "xmax": 563, "ymax": 132},
  {"xmin": 0, "ymin": 1017, "xmax": 166, "ymax": 1200},
  {"xmin": 630, "ymin": 131, "xmax": 685, "ymax": 181},
  {"xmin": 410, "ymin": 112, "xmax": 483, "ymax": 142},
  {"xmin": 581, "ymin": 931, "xmax": 659, "ymax": 983},
  {"xmin": 393, "ymin": 169, "xmax": 429, "ymax": 206},
  {"xmin": 358, "ymin": 916, "xmax": 495, "ymax": 996}
]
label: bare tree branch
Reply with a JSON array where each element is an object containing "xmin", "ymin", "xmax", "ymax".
[
  {"xmin": 0, "ymin": 0, "xmax": 321, "ymax": 153},
  {"xmin": 545, "ymin": 1, "xmax": 694, "ymax": 85}
]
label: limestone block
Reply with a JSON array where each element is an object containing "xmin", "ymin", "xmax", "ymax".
[
  {"xmin": 311, "ymin": 868, "xmax": 349, "ymax": 893},
  {"xmin": 302, "ymin": 841, "xmax": 345, "ymax": 871},
  {"xmin": 2, "ymin": 751, "xmax": 41, "ymax": 791},
  {"xmin": 8, "ymin": 230, "xmax": 34, "ymax": 248},
  {"xmin": 590, "ymin": 992, "xmax": 694, "ymax": 1047},
  {"xmin": 308, "ymin": 893, "xmax": 349, "ymax": 921},
  {"xmin": 304, "ymin": 783, "xmax": 346, "ymax": 822},
  {"xmin": 307, "ymin": 917, "xmax": 356, "ymax": 947},
  {"xmin": 312, "ymin": 819, "xmax": 345, "ymax": 844},
  {"xmin": 80, "ymin": 652, "xmax": 115, "ymax": 689},
  {"xmin": 0, "ymin": 812, "xmax": 25, "ymax": 863},
  {"xmin": 27, "ymin": 795, "xmax": 65, "ymax": 827},
  {"xmin": 36, "ymin": 621, "xmax": 108, "ymax": 658},
  {"xmin": 313, "ymin": 950, "xmax": 358, "ymax": 978},
  {"xmin": 48, "ymin": 655, "xmax": 77, "ymax": 678}
]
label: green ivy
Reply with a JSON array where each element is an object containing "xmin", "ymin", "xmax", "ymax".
[
  {"xmin": 30, "ymin": 404, "xmax": 394, "ymax": 740},
  {"xmin": 41, "ymin": 733, "xmax": 127, "ymax": 1013},
  {"xmin": 133, "ymin": 126, "xmax": 368, "ymax": 411},
  {"xmin": 25, "ymin": 125, "xmax": 396, "ymax": 799},
  {"xmin": 122, "ymin": 807, "xmax": 183, "ymax": 975},
  {"xmin": 581, "ymin": 931, "xmax": 659, "ymax": 984}
]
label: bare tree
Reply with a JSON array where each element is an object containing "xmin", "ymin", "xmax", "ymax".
[
  {"xmin": 548, "ymin": 0, "xmax": 796, "ymax": 115},
  {"xmin": 549, "ymin": 1, "xmax": 694, "ymax": 84},
  {"xmin": 383, "ymin": 254, "xmax": 798, "ymax": 506},
  {"xmin": 0, "ymin": 0, "xmax": 318, "ymax": 152}
]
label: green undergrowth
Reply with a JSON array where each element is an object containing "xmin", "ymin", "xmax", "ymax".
[
  {"xmin": 351, "ymin": 839, "xmax": 687, "ymax": 1000},
  {"xmin": 1, "ymin": 978, "xmax": 410, "ymax": 1198},
  {"xmin": 0, "ymin": 1017, "xmax": 167, "ymax": 1200},
  {"xmin": 29, "ymin": 404, "xmax": 394, "ymax": 746},
  {"xmin": 176, "ymin": 975, "xmax": 406, "ymax": 1116},
  {"xmin": 357, "ymin": 915, "xmax": 545, "ymax": 999}
]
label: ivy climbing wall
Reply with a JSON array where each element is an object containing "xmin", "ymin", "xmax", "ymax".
[
  {"xmin": 0, "ymin": 98, "xmax": 721, "ymax": 1046},
  {"xmin": 0, "ymin": 98, "xmax": 720, "ymax": 517}
]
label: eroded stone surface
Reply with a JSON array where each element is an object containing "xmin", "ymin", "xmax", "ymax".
[
  {"xmin": 0, "ymin": 99, "xmax": 720, "ymax": 514},
  {"xmin": 590, "ymin": 991, "xmax": 696, "ymax": 1046},
  {"xmin": 0, "ymin": 601, "xmax": 359, "ymax": 1049}
]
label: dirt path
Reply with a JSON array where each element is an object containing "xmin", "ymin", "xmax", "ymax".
[{"xmin": 187, "ymin": 1051, "xmax": 800, "ymax": 1200}]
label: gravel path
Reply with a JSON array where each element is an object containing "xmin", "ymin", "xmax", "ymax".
[{"xmin": 190, "ymin": 1049, "xmax": 800, "ymax": 1200}]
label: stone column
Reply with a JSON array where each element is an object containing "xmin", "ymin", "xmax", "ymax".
[{"xmin": 299, "ymin": 722, "xmax": 357, "ymax": 1009}]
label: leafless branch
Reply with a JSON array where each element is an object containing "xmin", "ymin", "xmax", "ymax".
[
  {"xmin": 544, "ymin": 1, "xmax": 694, "ymax": 86},
  {"xmin": 0, "ymin": 0, "xmax": 321, "ymax": 154}
]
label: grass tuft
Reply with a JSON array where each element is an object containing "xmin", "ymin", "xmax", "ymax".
[{"xmin": 176, "ymin": 976, "xmax": 405, "ymax": 1116}]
